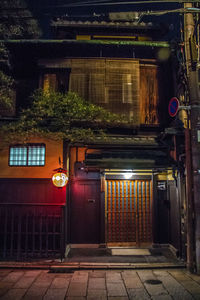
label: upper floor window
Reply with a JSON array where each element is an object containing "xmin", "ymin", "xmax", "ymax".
[{"xmin": 9, "ymin": 144, "xmax": 45, "ymax": 166}]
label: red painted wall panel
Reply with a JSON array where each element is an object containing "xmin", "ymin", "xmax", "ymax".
[{"xmin": 0, "ymin": 179, "xmax": 66, "ymax": 205}]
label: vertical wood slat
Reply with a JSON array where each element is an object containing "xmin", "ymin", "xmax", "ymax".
[
  {"xmin": 107, "ymin": 181, "xmax": 111, "ymax": 241},
  {"xmin": 112, "ymin": 181, "xmax": 115, "ymax": 241},
  {"xmin": 138, "ymin": 181, "xmax": 141, "ymax": 243},
  {"xmin": 135, "ymin": 180, "xmax": 139, "ymax": 245},
  {"xmin": 127, "ymin": 181, "xmax": 131, "ymax": 241},
  {"xmin": 132, "ymin": 181, "xmax": 136, "ymax": 242},
  {"xmin": 3, "ymin": 208, "xmax": 8, "ymax": 258},
  {"xmin": 119, "ymin": 181, "xmax": 123, "ymax": 242},
  {"xmin": 113, "ymin": 181, "xmax": 120, "ymax": 238},
  {"xmin": 10, "ymin": 210, "xmax": 14, "ymax": 257},
  {"xmin": 149, "ymin": 180, "xmax": 153, "ymax": 240},
  {"xmin": 17, "ymin": 215, "xmax": 22, "ymax": 260},
  {"xmin": 25, "ymin": 214, "xmax": 29, "ymax": 258},
  {"xmin": 142, "ymin": 181, "xmax": 146, "ymax": 241},
  {"xmin": 146, "ymin": 181, "xmax": 150, "ymax": 240},
  {"xmin": 45, "ymin": 215, "xmax": 48, "ymax": 257}
]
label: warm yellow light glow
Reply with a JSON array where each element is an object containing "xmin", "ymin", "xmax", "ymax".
[
  {"xmin": 124, "ymin": 173, "xmax": 134, "ymax": 179},
  {"xmin": 52, "ymin": 172, "xmax": 68, "ymax": 187}
]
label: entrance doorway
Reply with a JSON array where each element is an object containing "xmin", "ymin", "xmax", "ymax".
[
  {"xmin": 105, "ymin": 179, "xmax": 152, "ymax": 246},
  {"xmin": 70, "ymin": 180, "xmax": 101, "ymax": 244}
]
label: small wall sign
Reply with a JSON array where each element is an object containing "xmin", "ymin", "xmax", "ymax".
[
  {"xmin": 198, "ymin": 130, "xmax": 200, "ymax": 142},
  {"xmin": 157, "ymin": 181, "xmax": 166, "ymax": 190}
]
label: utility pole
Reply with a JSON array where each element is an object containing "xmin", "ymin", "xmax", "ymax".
[{"xmin": 184, "ymin": 1, "xmax": 200, "ymax": 273}]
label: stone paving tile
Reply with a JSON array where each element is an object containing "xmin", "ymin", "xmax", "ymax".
[
  {"xmin": 0, "ymin": 288, "xmax": 26, "ymax": 300},
  {"xmin": 106, "ymin": 272, "xmax": 123, "ymax": 283},
  {"xmin": 122, "ymin": 273, "xmax": 143, "ymax": 289},
  {"xmin": 144, "ymin": 281, "xmax": 168, "ymax": 296},
  {"xmin": 127, "ymin": 288, "xmax": 151, "ymax": 300},
  {"xmin": 66, "ymin": 296, "xmax": 86, "ymax": 300},
  {"xmin": 43, "ymin": 288, "xmax": 67, "ymax": 300},
  {"xmin": 30, "ymin": 273, "xmax": 55, "ymax": 288},
  {"xmin": 23, "ymin": 295, "xmax": 43, "ymax": 300},
  {"xmin": 137, "ymin": 270, "xmax": 168, "ymax": 297},
  {"xmin": 168, "ymin": 270, "xmax": 194, "ymax": 282},
  {"xmin": 155, "ymin": 270, "xmax": 194, "ymax": 300},
  {"xmin": 54, "ymin": 273, "xmax": 73, "ymax": 279},
  {"xmin": 0, "ymin": 283, "xmax": 15, "ymax": 298},
  {"xmin": 0, "ymin": 288, "xmax": 10, "ymax": 297},
  {"xmin": 1, "ymin": 271, "xmax": 24, "ymax": 283},
  {"xmin": 50, "ymin": 277, "xmax": 70, "ymax": 289},
  {"xmin": 37, "ymin": 271, "xmax": 56, "ymax": 279},
  {"xmin": 23, "ymin": 270, "xmax": 42, "ymax": 277},
  {"xmin": 178, "ymin": 280, "xmax": 200, "ymax": 295},
  {"xmin": 153, "ymin": 270, "xmax": 171, "ymax": 277},
  {"xmin": 107, "ymin": 282, "xmax": 127, "ymax": 297},
  {"xmin": 151, "ymin": 295, "xmax": 173, "ymax": 300},
  {"xmin": 22, "ymin": 286, "xmax": 47, "ymax": 299},
  {"xmin": 0, "ymin": 270, "xmax": 12, "ymax": 278},
  {"xmin": 89, "ymin": 271, "xmax": 106, "ymax": 278},
  {"xmin": 108, "ymin": 297, "xmax": 129, "ymax": 300},
  {"xmin": 67, "ymin": 282, "xmax": 87, "ymax": 297},
  {"xmin": 13, "ymin": 276, "xmax": 36, "ymax": 289},
  {"xmin": 87, "ymin": 297, "xmax": 107, "ymax": 300},
  {"xmin": 87, "ymin": 289, "xmax": 107, "ymax": 296},
  {"xmin": 0, "ymin": 282, "xmax": 13, "ymax": 290},
  {"xmin": 137, "ymin": 270, "xmax": 157, "ymax": 282},
  {"xmin": 122, "ymin": 270, "xmax": 137, "ymax": 277},
  {"xmin": 73, "ymin": 271, "xmax": 89, "ymax": 277},
  {"xmin": 88, "ymin": 277, "xmax": 105, "ymax": 289},
  {"xmin": 186, "ymin": 273, "xmax": 200, "ymax": 284},
  {"xmin": 71, "ymin": 271, "xmax": 88, "ymax": 283}
]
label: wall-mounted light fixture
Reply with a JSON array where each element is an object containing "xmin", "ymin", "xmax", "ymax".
[{"xmin": 123, "ymin": 172, "xmax": 134, "ymax": 179}]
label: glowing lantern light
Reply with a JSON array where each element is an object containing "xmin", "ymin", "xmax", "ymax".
[{"xmin": 52, "ymin": 168, "xmax": 68, "ymax": 187}]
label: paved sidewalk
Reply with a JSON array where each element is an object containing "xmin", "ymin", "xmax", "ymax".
[{"xmin": 0, "ymin": 268, "xmax": 200, "ymax": 299}]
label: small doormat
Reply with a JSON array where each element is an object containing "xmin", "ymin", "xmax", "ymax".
[{"xmin": 111, "ymin": 248, "xmax": 151, "ymax": 256}]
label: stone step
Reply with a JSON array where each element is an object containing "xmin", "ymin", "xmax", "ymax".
[{"xmin": 50, "ymin": 262, "xmax": 186, "ymax": 273}]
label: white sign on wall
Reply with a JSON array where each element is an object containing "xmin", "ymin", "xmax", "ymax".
[{"xmin": 198, "ymin": 130, "xmax": 200, "ymax": 142}]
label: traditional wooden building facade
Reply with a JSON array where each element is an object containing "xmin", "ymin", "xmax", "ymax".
[{"xmin": 0, "ymin": 15, "xmax": 185, "ymax": 259}]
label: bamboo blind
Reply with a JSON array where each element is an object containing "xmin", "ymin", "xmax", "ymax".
[{"xmin": 69, "ymin": 59, "xmax": 140, "ymax": 124}]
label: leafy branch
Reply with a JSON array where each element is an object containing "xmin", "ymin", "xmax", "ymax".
[{"xmin": 1, "ymin": 90, "xmax": 126, "ymax": 144}]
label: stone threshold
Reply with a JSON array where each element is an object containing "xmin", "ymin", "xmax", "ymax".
[{"xmin": 0, "ymin": 261, "xmax": 186, "ymax": 271}]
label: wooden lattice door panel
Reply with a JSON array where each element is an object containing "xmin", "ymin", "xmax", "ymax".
[{"xmin": 106, "ymin": 180, "xmax": 152, "ymax": 245}]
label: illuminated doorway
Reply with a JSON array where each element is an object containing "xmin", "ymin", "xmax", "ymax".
[{"xmin": 105, "ymin": 178, "xmax": 153, "ymax": 246}]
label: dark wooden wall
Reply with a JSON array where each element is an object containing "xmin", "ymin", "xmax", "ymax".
[
  {"xmin": 0, "ymin": 179, "xmax": 66, "ymax": 259},
  {"xmin": 0, "ymin": 178, "xmax": 66, "ymax": 205}
]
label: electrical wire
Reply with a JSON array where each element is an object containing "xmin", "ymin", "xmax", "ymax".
[{"xmin": 48, "ymin": 0, "xmax": 200, "ymax": 8}]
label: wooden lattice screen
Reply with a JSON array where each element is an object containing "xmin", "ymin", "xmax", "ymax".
[{"xmin": 106, "ymin": 179, "xmax": 152, "ymax": 245}]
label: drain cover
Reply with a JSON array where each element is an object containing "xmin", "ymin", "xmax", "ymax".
[{"xmin": 145, "ymin": 279, "xmax": 162, "ymax": 285}]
